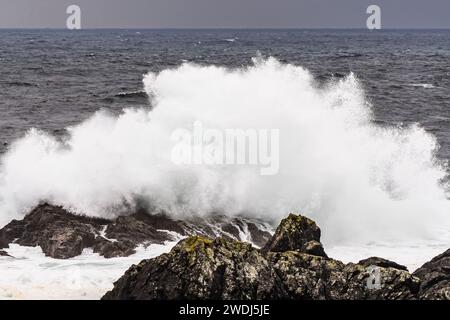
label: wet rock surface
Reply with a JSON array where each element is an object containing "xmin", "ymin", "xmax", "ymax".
[
  {"xmin": 0, "ymin": 235, "xmax": 7, "ymax": 249},
  {"xmin": 103, "ymin": 236, "xmax": 279, "ymax": 300},
  {"xmin": 0, "ymin": 204, "xmax": 109, "ymax": 259},
  {"xmin": 262, "ymin": 214, "xmax": 324, "ymax": 256},
  {"xmin": 413, "ymin": 248, "xmax": 450, "ymax": 299},
  {"xmin": 358, "ymin": 257, "xmax": 408, "ymax": 271},
  {"xmin": 0, "ymin": 203, "xmax": 272, "ymax": 259},
  {"xmin": 103, "ymin": 213, "xmax": 426, "ymax": 300},
  {"xmin": 0, "ymin": 250, "xmax": 11, "ymax": 257}
]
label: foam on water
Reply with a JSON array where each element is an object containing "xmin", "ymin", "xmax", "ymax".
[{"xmin": 0, "ymin": 241, "xmax": 178, "ymax": 300}]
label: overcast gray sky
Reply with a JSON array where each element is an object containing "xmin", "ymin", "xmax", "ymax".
[{"xmin": 0, "ymin": 0, "xmax": 449, "ymax": 29}]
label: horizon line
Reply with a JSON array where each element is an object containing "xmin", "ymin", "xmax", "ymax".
[{"xmin": 1, "ymin": 27, "xmax": 450, "ymax": 30}]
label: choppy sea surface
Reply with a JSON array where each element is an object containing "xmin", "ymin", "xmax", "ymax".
[
  {"xmin": 0, "ymin": 29, "xmax": 449, "ymax": 299},
  {"xmin": 1, "ymin": 29, "xmax": 449, "ymax": 157}
]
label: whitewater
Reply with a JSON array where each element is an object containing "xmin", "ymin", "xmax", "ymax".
[
  {"xmin": 0, "ymin": 241, "xmax": 179, "ymax": 299},
  {"xmin": 1, "ymin": 57, "xmax": 450, "ymax": 298}
]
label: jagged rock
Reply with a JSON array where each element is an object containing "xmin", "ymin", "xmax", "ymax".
[
  {"xmin": 413, "ymin": 249, "xmax": 450, "ymax": 299},
  {"xmin": 358, "ymin": 257, "xmax": 408, "ymax": 271},
  {"xmin": 210, "ymin": 217, "xmax": 272, "ymax": 248},
  {"xmin": 246, "ymin": 222, "xmax": 272, "ymax": 248},
  {"xmin": 93, "ymin": 238, "xmax": 136, "ymax": 259},
  {"xmin": 269, "ymin": 253, "xmax": 418, "ymax": 300},
  {"xmin": 221, "ymin": 223, "xmax": 240, "ymax": 239},
  {"xmin": 0, "ymin": 203, "xmax": 110, "ymax": 259},
  {"xmin": 103, "ymin": 214, "xmax": 420, "ymax": 300},
  {"xmin": 91, "ymin": 210, "xmax": 189, "ymax": 258},
  {"xmin": 0, "ymin": 234, "xmax": 8, "ymax": 249},
  {"xmin": 300, "ymin": 240, "xmax": 328, "ymax": 258},
  {"xmin": 103, "ymin": 234, "xmax": 420, "ymax": 300},
  {"xmin": 0, "ymin": 250, "xmax": 11, "ymax": 257},
  {"xmin": 0, "ymin": 203, "xmax": 272, "ymax": 259},
  {"xmin": 262, "ymin": 213, "xmax": 325, "ymax": 256},
  {"xmin": 0, "ymin": 203, "xmax": 179, "ymax": 259},
  {"xmin": 103, "ymin": 236, "xmax": 280, "ymax": 300},
  {"xmin": 0, "ymin": 223, "xmax": 9, "ymax": 249}
]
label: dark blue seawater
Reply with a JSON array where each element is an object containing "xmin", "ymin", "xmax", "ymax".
[{"xmin": 0, "ymin": 29, "xmax": 449, "ymax": 160}]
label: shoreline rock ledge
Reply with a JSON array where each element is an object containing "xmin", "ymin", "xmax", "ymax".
[
  {"xmin": 0, "ymin": 203, "xmax": 272, "ymax": 259},
  {"xmin": 103, "ymin": 213, "xmax": 450, "ymax": 300}
]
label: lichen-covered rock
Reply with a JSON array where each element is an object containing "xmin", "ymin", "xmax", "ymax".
[
  {"xmin": 413, "ymin": 249, "xmax": 450, "ymax": 299},
  {"xmin": 267, "ymin": 250, "xmax": 418, "ymax": 300},
  {"xmin": 103, "ymin": 236, "xmax": 282, "ymax": 300},
  {"xmin": 103, "ymin": 234, "xmax": 420, "ymax": 300},
  {"xmin": 262, "ymin": 213, "xmax": 324, "ymax": 256},
  {"xmin": 103, "ymin": 213, "xmax": 421, "ymax": 301}
]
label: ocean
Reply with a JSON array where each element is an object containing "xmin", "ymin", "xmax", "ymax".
[
  {"xmin": 1, "ymin": 29, "xmax": 449, "ymax": 157},
  {"xmin": 0, "ymin": 29, "xmax": 449, "ymax": 299}
]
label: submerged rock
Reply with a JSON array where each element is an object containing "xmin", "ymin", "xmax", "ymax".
[
  {"xmin": 103, "ymin": 213, "xmax": 421, "ymax": 300},
  {"xmin": 0, "ymin": 203, "xmax": 272, "ymax": 259},
  {"xmin": 413, "ymin": 249, "xmax": 450, "ymax": 299}
]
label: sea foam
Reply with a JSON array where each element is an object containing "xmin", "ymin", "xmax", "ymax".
[{"xmin": 0, "ymin": 57, "xmax": 449, "ymax": 246}]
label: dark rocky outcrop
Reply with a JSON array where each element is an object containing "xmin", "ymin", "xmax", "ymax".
[
  {"xmin": 267, "ymin": 253, "xmax": 418, "ymax": 300},
  {"xmin": 358, "ymin": 257, "xmax": 408, "ymax": 271},
  {"xmin": 3, "ymin": 203, "xmax": 449, "ymax": 300},
  {"xmin": 92, "ymin": 211, "xmax": 181, "ymax": 258},
  {"xmin": 103, "ymin": 213, "xmax": 421, "ymax": 300},
  {"xmin": 0, "ymin": 203, "xmax": 272, "ymax": 259},
  {"xmin": 0, "ymin": 204, "xmax": 110, "ymax": 259},
  {"xmin": 262, "ymin": 214, "xmax": 326, "ymax": 257},
  {"xmin": 103, "ymin": 236, "xmax": 279, "ymax": 300},
  {"xmin": 0, "ymin": 234, "xmax": 8, "ymax": 249},
  {"xmin": 0, "ymin": 250, "xmax": 11, "ymax": 257},
  {"xmin": 247, "ymin": 222, "xmax": 272, "ymax": 246},
  {"xmin": 413, "ymin": 249, "xmax": 450, "ymax": 299},
  {"xmin": 300, "ymin": 240, "xmax": 327, "ymax": 258}
]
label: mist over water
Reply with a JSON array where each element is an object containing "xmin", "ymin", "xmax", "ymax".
[{"xmin": 0, "ymin": 57, "xmax": 449, "ymax": 245}]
